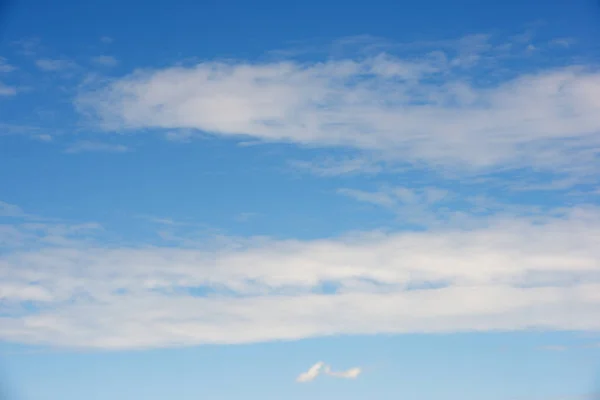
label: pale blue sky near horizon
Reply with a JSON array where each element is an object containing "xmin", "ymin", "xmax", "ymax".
[{"xmin": 1, "ymin": 0, "xmax": 600, "ymax": 399}]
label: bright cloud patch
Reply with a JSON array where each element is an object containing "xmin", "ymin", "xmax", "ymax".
[
  {"xmin": 296, "ymin": 362, "xmax": 361, "ymax": 382},
  {"xmin": 1, "ymin": 203, "xmax": 600, "ymax": 349},
  {"xmin": 76, "ymin": 42, "xmax": 600, "ymax": 173},
  {"xmin": 297, "ymin": 362, "xmax": 325, "ymax": 382}
]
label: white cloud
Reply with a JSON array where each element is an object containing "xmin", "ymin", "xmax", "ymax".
[
  {"xmin": 75, "ymin": 40, "xmax": 600, "ymax": 175},
  {"xmin": 64, "ymin": 141, "xmax": 128, "ymax": 153},
  {"xmin": 324, "ymin": 365, "xmax": 362, "ymax": 379},
  {"xmin": 337, "ymin": 185, "xmax": 504, "ymax": 227},
  {"xmin": 296, "ymin": 362, "xmax": 325, "ymax": 382},
  {"xmin": 1, "ymin": 204, "xmax": 600, "ymax": 349},
  {"xmin": 289, "ymin": 156, "xmax": 384, "ymax": 176},
  {"xmin": 336, "ymin": 184, "xmax": 582, "ymax": 225},
  {"xmin": 296, "ymin": 362, "xmax": 361, "ymax": 382},
  {"xmin": 35, "ymin": 58, "xmax": 76, "ymax": 71},
  {"xmin": 0, "ymin": 206, "xmax": 102, "ymax": 249},
  {"xmin": 91, "ymin": 55, "xmax": 118, "ymax": 67},
  {"xmin": 338, "ymin": 186, "xmax": 453, "ymax": 209},
  {"xmin": 337, "ymin": 188, "xmax": 396, "ymax": 208}
]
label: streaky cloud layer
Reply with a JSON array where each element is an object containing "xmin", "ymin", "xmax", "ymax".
[
  {"xmin": 1, "ymin": 203, "xmax": 600, "ymax": 349},
  {"xmin": 76, "ymin": 49, "xmax": 600, "ymax": 174}
]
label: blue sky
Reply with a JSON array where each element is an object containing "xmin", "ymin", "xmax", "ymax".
[{"xmin": 2, "ymin": 0, "xmax": 600, "ymax": 399}]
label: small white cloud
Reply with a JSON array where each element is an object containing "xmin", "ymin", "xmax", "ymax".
[
  {"xmin": 91, "ymin": 55, "xmax": 118, "ymax": 67},
  {"xmin": 136, "ymin": 215, "xmax": 192, "ymax": 226},
  {"xmin": 324, "ymin": 365, "xmax": 362, "ymax": 379},
  {"xmin": 338, "ymin": 186, "xmax": 450, "ymax": 210},
  {"xmin": 100, "ymin": 36, "xmax": 113, "ymax": 44},
  {"xmin": 64, "ymin": 141, "xmax": 128, "ymax": 154},
  {"xmin": 296, "ymin": 361, "xmax": 325, "ymax": 382},
  {"xmin": 35, "ymin": 58, "xmax": 76, "ymax": 71},
  {"xmin": 0, "ymin": 283, "xmax": 54, "ymax": 302},
  {"xmin": 297, "ymin": 362, "xmax": 362, "ymax": 383},
  {"xmin": 337, "ymin": 188, "xmax": 396, "ymax": 208}
]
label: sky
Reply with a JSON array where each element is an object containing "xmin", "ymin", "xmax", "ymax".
[{"xmin": 1, "ymin": 0, "xmax": 600, "ymax": 399}]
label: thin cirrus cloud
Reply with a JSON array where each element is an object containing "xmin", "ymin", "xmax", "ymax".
[
  {"xmin": 1, "ymin": 201, "xmax": 600, "ymax": 349},
  {"xmin": 74, "ymin": 33, "xmax": 600, "ymax": 175},
  {"xmin": 35, "ymin": 58, "xmax": 76, "ymax": 71},
  {"xmin": 324, "ymin": 366, "xmax": 362, "ymax": 379},
  {"xmin": 64, "ymin": 140, "xmax": 129, "ymax": 154},
  {"xmin": 296, "ymin": 362, "xmax": 362, "ymax": 382},
  {"xmin": 91, "ymin": 55, "xmax": 118, "ymax": 67}
]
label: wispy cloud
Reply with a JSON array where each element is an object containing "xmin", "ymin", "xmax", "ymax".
[
  {"xmin": 324, "ymin": 365, "xmax": 362, "ymax": 379},
  {"xmin": 296, "ymin": 362, "xmax": 361, "ymax": 382},
  {"xmin": 91, "ymin": 55, "xmax": 118, "ymax": 67},
  {"xmin": 337, "ymin": 188, "xmax": 397, "ymax": 208},
  {"xmin": 0, "ymin": 201, "xmax": 102, "ymax": 249},
  {"xmin": 336, "ymin": 185, "xmax": 495, "ymax": 227},
  {"xmin": 64, "ymin": 141, "xmax": 128, "ymax": 154},
  {"xmin": 336, "ymin": 185, "xmax": 569, "ymax": 227},
  {"xmin": 549, "ymin": 38, "xmax": 574, "ymax": 48},
  {"xmin": 35, "ymin": 58, "xmax": 76, "ymax": 71},
  {"xmin": 135, "ymin": 215, "xmax": 192, "ymax": 226},
  {"xmin": 289, "ymin": 156, "xmax": 384, "ymax": 176},
  {"xmin": 76, "ymin": 33, "xmax": 600, "ymax": 177},
  {"xmin": 1, "ymin": 202, "xmax": 600, "ymax": 349}
]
